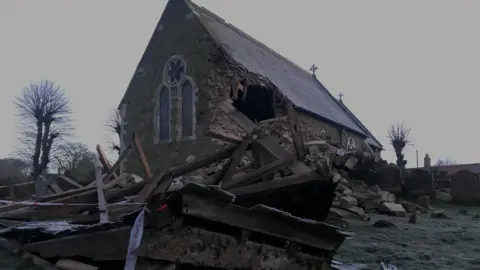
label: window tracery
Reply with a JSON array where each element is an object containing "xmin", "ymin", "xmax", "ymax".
[{"xmin": 154, "ymin": 54, "xmax": 196, "ymax": 143}]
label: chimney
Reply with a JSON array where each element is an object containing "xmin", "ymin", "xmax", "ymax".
[{"xmin": 424, "ymin": 153, "xmax": 431, "ymax": 168}]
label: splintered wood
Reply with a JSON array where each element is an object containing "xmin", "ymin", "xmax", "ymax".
[{"xmin": 0, "ymin": 98, "xmax": 344, "ymax": 269}]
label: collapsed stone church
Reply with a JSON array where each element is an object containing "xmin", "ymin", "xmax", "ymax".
[{"xmin": 117, "ymin": 0, "xmax": 383, "ymax": 176}]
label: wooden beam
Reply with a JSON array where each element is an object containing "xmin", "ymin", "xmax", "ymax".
[
  {"xmin": 133, "ymin": 172, "xmax": 172, "ymax": 203},
  {"xmin": 87, "ymin": 146, "xmax": 133, "ymax": 187},
  {"xmin": 57, "ymin": 175, "xmax": 83, "ymax": 189},
  {"xmin": 286, "ymin": 103, "xmax": 306, "ymax": 161},
  {"xmin": 228, "ymin": 171, "xmax": 325, "ymax": 196},
  {"xmin": 205, "ymin": 129, "xmax": 242, "ymax": 144},
  {"xmin": 222, "ymin": 156, "xmax": 295, "ymax": 189},
  {"xmin": 49, "ymin": 183, "xmax": 64, "ymax": 194},
  {"xmin": 217, "ymin": 135, "xmax": 254, "ymax": 186},
  {"xmin": 168, "ymin": 144, "xmax": 240, "ymax": 177},
  {"xmin": 96, "ymin": 144, "xmax": 112, "ymax": 170},
  {"xmin": 94, "ymin": 157, "xmax": 109, "ymax": 223},
  {"xmin": 132, "ymin": 131, "xmax": 153, "ymax": 178},
  {"xmin": 219, "ymin": 101, "xmax": 259, "ymax": 134}
]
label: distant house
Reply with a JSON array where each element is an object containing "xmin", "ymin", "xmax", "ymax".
[
  {"xmin": 436, "ymin": 163, "xmax": 480, "ymax": 176},
  {"xmin": 117, "ymin": 0, "xmax": 382, "ymax": 176}
]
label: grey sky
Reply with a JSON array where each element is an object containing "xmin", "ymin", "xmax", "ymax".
[{"xmin": 1, "ymin": 0, "xmax": 478, "ymax": 166}]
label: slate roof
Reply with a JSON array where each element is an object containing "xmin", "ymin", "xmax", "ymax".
[{"xmin": 187, "ymin": 1, "xmax": 382, "ymax": 148}]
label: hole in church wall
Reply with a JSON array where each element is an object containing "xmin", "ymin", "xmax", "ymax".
[{"xmin": 230, "ymin": 83, "xmax": 275, "ymax": 122}]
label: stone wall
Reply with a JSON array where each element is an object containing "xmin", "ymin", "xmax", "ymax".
[
  {"xmin": 298, "ymin": 113, "xmax": 367, "ymax": 152},
  {"xmin": 405, "ymin": 168, "xmax": 435, "ymax": 197},
  {"xmin": 120, "ymin": 0, "xmax": 225, "ymax": 177},
  {"xmin": 119, "ymin": 0, "xmax": 377, "ymax": 177},
  {"xmin": 451, "ymin": 170, "xmax": 480, "ymax": 204}
]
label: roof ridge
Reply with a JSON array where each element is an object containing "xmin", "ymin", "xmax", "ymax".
[
  {"xmin": 187, "ymin": 0, "xmax": 315, "ymax": 79},
  {"xmin": 438, "ymin": 163, "xmax": 480, "ymax": 167}
]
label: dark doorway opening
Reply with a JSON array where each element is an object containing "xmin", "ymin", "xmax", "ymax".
[{"xmin": 231, "ymin": 84, "xmax": 275, "ymax": 122}]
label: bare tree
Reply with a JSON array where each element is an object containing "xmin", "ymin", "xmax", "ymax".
[
  {"xmin": 53, "ymin": 142, "xmax": 95, "ymax": 172},
  {"xmin": 435, "ymin": 159, "xmax": 457, "ymax": 166},
  {"xmin": 388, "ymin": 122, "xmax": 411, "ymax": 167},
  {"xmin": 53, "ymin": 142, "xmax": 95, "ymax": 184},
  {"xmin": 105, "ymin": 108, "xmax": 121, "ymax": 156},
  {"xmin": 0, "ymin": 158, "xmax": 30, "ymax": 184},
  {"xmin": 14, "ymin": 80, "xmax": 73, "ymax": 181}
]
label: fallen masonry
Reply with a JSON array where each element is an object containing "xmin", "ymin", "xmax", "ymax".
[{"xmin": 0, "ymin": 103, "xmax": 408, "ymax": 269}]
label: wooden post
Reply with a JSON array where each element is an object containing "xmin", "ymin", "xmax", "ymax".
[
  {"xmin": 416, "ymin": 150, "xmax": 419, "ymax": 168},
  {"xmin": 7, "ymin": 177, "xmax": 15, "ymax": 199},
  {"xmin": 94, "ymin": 157, "xmax": 109, "ymax": 224}
]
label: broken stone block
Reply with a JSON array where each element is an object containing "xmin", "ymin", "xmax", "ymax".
[
  {"xmin": 380, "ymin": 203, "xmax": 406, "ymax": 217},
  {"xmin": 338, "ymin": 169, "xmax": 349, "ymax": 179},
  {"xmin": 185, "ymin": 155, "xmax": 195, "ymax": 163},
  {"xmin": 401, "ymin": 201, "xmax": 417, "ymax": 213},
  {"xmin": 332, "ymin": 199, "xmax": 341, "ymax": 207},
  {"xmin": 189, "ymin": 175, "xmax": 205, "ymax": 183},
  {"xmin": 339, "ymin": 196, "xmax": 358, "ymax": 208},
  {"xmin": 436, "ymin": 191, "xmax": 451, "ymax": 203},
  {"xmin": 308, "ymin": 145, "xmax": 320, "ymax": 155},
  {"xmin": 416, "ymin": 195, "xmax": 431, "ymax": 208},
  {"xmin": 369, "ymin": 185, "xmax": 382, "ymax": 194},
  {"xmin": 348, "ymin": 206, "xmax": 366, "ymax": 218},
  {"xmin": 379, "ymin": 191, "xmax": 396, "ymax": 203},
  {"xmin": 328, "ymin": 208, "xmax": 347, "ymax": 219},
  {"xmin": 339, "ymin": 178, "xmax": 349, "ymax": 186},
  {"xmin": 341, "ymin": 187, "xmax": 353, "ymax": 196},
  {"xmin": 344, "ymin": 156, "xmax": 359, "ymax": 170},
  {"xmin": 351, "ymin": 184, "xmax": 367, "ymax": 193},
  {"xmin": 352, "ymin": 193, "xmax": 367, "ymax": 201},
  {"xmin": 409, "ymin": 213, "xmax": 417, "ymax": 224},
  {"xmin": 430, "ymin": 211, "xmax": 449, "ymax": 219},
  {"xmin": 373, "ymin": 220, "xmax": 396, "ymax": 228},
  {"xmin": 331, "ymin": 171, "xmax": 342, "ymax": 183}
]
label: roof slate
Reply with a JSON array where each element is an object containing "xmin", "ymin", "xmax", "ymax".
[{"xmin": 187, "ymin": 1, "xmax": 370, "ymax": 137}]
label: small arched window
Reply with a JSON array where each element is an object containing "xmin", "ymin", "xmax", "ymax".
[
  {"xmin": 346, "ymin": 136, "xmax": 356, "ymax": 150},
  {"xmin": 181, "ymin": 79, "xmax": 195, "ymax": 138},
  {"xmin": 158, "ymin": 86, "xmax": 171, "ymax": 141}
]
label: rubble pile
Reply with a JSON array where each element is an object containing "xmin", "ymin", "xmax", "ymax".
[
  {"xmin": 0, "ymin": 100, "xmax": 430, "ymax": 269},
  {"xmin": 0, "ymin": 100, "xmax": 354, "ymax": 269}
]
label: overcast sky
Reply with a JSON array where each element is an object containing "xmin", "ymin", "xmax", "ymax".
[{"xmin": 1, "ymin": 0, "xmax": 479, "ymax": 166}]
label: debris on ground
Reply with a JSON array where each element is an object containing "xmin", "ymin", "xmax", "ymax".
[
  {"xmin": 373, "ymin": 220, "xmax": 396, "ymax": 228},
  {"xmin": 0, "ymin": 100, "xmax": 442, "ymax": 269},
  {"xmin": 408, "ymin": 212, "xmax": 417, "ymax": 224},
  {"xmin": 0, "ymin": 103, "xmax": 355, "ymax": 269},
  {"xmin": 457, "ymin": 208, "xmax": 469, "ymax": 216},
  {"xmin": 430, "ymin": 211, "xmax": 450, "ymax": 219}
]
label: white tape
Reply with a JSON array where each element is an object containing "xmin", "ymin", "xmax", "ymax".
[
  {"xmin": 0, "ymin": 200, "xmax": 145, "ymax": 207},
  {"xmin": 124, "ymin": 208, "xmax": 145, "ymax": 270}
]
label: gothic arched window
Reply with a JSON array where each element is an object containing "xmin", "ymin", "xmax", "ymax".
[
  {"xmin": 154, "ymin": 54, "xmax": 196, "ymax": 144},
  {"xmin": 181, "ymin": 79, "xmax": 195, "ymax": 138},
  {"xmin": 158, "ymin": 86, "xmax": 171, "ymax": 141},
  {"xmin": 346, "ymin": 136, "xmax": 356, "ymax": 150}
]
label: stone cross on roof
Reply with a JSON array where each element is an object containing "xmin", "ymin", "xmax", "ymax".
[
  {"xmin": 309, "ymin": 64, "xmax": 318, "ymax": 76},
  {"xmin": 337, "ymin": 92, "xmax": 344, "ymax": 101}
]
